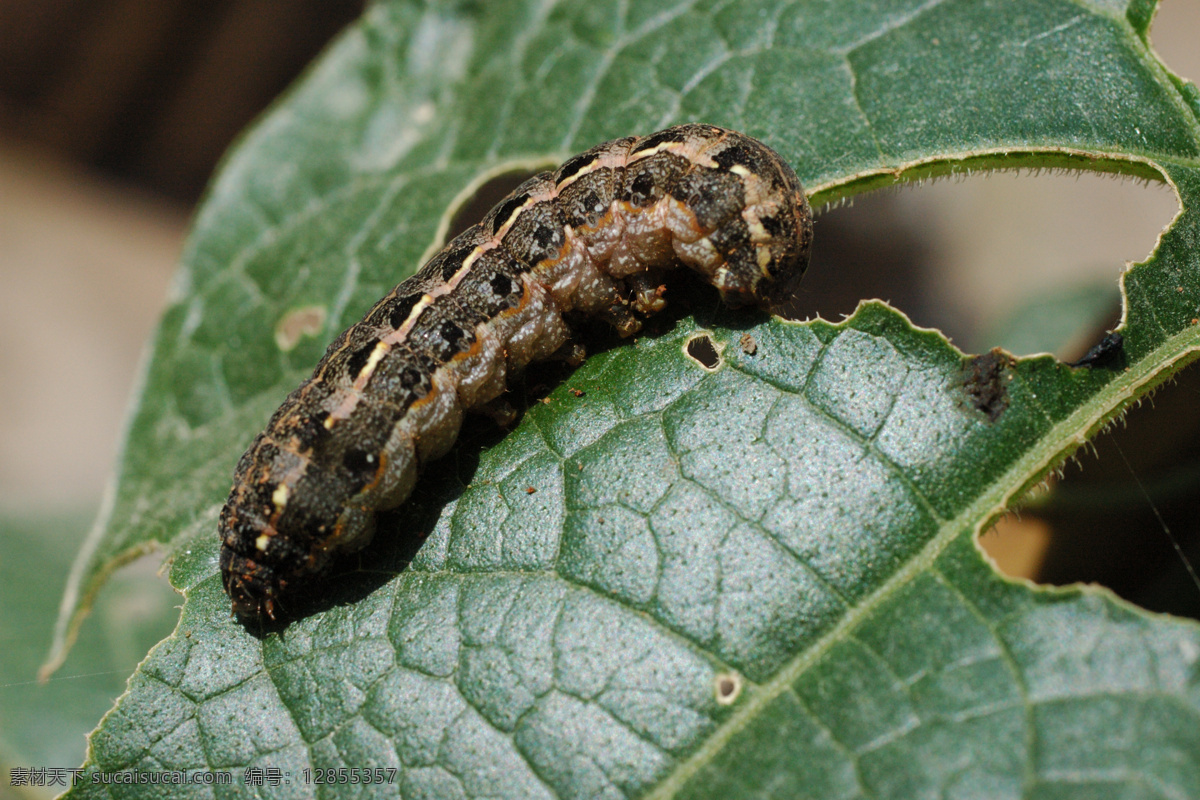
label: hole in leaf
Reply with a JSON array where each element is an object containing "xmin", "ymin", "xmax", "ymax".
[
  {"xmin": 984, "ymin": 362, "xmax": 1200, "ymax": 622},
  {"xmin": 685, "ymin": 334, "xmax": 721, "ymax": 370},
  {"xmin": 792, "ymin": 171, "xmax": 1176, "ymax": 362},
  {"xmin": 444, "ymin": 169, "xmax": 538, "ymax": 243},
  {"xmin": 714, "ymin": 672, "xmax": 742, "ymax": 705},
  {"xmin": 1150, "ymin": 6, "xmax": 1200, "ymax": 107}
]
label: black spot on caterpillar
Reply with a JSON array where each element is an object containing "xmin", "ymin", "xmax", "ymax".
[{"xmin": 219, "ymin": 124, "xmax": 813, "ymax": 622}]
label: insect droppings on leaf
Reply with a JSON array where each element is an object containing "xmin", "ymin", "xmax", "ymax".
[{"xmin": 961, "ymin": 348, "xmax": 1017, "ymax": 422}]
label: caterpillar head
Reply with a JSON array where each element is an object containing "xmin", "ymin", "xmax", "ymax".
[{"xmin": 704, "ymin": 129, "xmax": 813, "ymax": 310}]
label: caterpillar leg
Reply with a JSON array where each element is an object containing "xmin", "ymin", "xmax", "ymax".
[
  {"xmin": 600, "ymin": 300, "xmax": 642, "ymax": 337},
  {"xmin": 475, "ymin": 395, "xmax": 520, "ymax": 427},
  {"xmin": 551, "ymin": 340, "xmax": 587, "ymax": 366},
  {"xmin": 629, "ymin": 269, "xmax": 668, "ymax": 315}
]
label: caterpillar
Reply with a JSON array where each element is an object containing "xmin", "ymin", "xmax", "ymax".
[{"xmin": 219, "ymin": 124, "xmax": 813, "ymax": 622}]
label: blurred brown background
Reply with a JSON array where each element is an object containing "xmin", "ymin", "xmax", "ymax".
[
  {"xmin": 0, "ymin": 0, "xmax": 363, "ymax": 508},
  {"xmin": 0, "ymin": 0, "xmax": 364, "ymax": 202},
  {"xmin": 0, "ymin": 0, "xmax": 1198, "ymax": 602}
]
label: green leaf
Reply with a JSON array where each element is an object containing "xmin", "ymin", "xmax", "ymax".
[
  {"xmin": 53, "ymin": 0, "xmax": 1200, "ymax": 797},
  {"xmin": 0, "ymin": 511, "xmax": 177, "ymax": 796}
]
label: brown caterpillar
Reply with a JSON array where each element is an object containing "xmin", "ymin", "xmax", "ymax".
[{"xmin": 219, "ymin": 124, "xmax": 813, "ymax": 622}]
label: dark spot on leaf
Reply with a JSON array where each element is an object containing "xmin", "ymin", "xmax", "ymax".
[{"xmin": 961, "ymin": 348, "xmax": 1016, "ymax": 422}]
